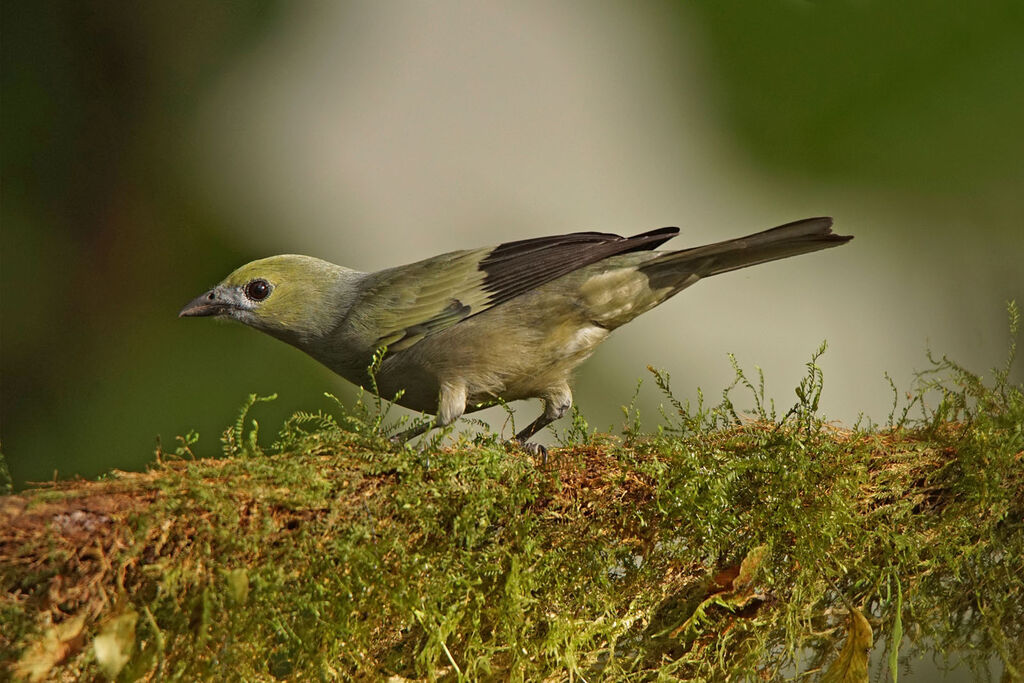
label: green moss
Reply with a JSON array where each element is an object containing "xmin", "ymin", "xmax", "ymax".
[{"xmin": 2, "ymin": 305, "xmax": 1021, "ymax": 681}]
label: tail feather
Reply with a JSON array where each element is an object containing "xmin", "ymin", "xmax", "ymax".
[{"xmin": 641, "ymin": 217, "xmax": 851, "ymax": 290}]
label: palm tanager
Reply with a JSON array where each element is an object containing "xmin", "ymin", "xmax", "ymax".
[{"xmin": 180, "ymin": 217, "xmax": 852, "ymax": 450}]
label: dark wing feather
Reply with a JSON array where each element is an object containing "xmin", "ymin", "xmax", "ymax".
[
  {"xmin": 478, "ymin": 227, "xmax": 678, "ymax": 307},
  {"xmin": 349, "ymin": 228, "xmax": 679, "ymax": 351}
]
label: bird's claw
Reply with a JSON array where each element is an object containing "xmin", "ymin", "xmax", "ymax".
[{"xmin": 514, "ymin": 440, "xmax": 549, "ymax": 466}]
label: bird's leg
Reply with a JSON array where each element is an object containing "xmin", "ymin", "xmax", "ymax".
[
  {"xmin": 514, "ymin": 385, "xmax": 572, "ymax": 462},
  {"xmin": 436, "ymin": 380, "xmax": 468, "ymax": 429},
  {"xmin": 390, "ymin": 420, "xmax": 433, "ymax": 444},
  {"xmin": 392, "ymin": 380, "xmax": 467, "ymax": 446}
]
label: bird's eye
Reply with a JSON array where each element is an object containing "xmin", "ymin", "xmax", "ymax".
[{"xmin": 244, "ymin": 279, "xmax": 271, "ymax": 301}]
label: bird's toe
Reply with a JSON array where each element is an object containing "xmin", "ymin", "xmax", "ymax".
[{"xmin": 512, "ymin": 440, "xmax": 549, "ymax": 465}]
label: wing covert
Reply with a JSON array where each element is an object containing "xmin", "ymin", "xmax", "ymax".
[{"xmin": 347, "ymin": 227, "xmax": 679, "ymax": 352}]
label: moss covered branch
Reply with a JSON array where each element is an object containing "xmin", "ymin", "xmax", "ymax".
[{"xmin": 2, "ymin": 317, "xmax": 1022, "ymax": 681}]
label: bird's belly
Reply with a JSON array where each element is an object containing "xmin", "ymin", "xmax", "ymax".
[
  {"xmin": 374, "ymin": 360, "xmax": 444, "ymax": 413},
  {"xmin": 487, "ymin": 322, "xmax": 608, "ymax": 401},
  {"xmin": 374, "ymin": 299, "xmax": 609, "ymax": 414}
]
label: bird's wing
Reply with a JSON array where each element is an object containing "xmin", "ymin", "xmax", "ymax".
[{"xmin": 346, "ymin": 228, "xmax": 679, "ymax": 352}]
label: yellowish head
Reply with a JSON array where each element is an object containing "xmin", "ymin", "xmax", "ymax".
[{"xmin": 179, "ymin": 255, "xmax": 358, "ymax": 344}]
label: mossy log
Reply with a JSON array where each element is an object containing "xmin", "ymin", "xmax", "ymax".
[
  {"xmin": 2, "ymin": 335, "xmax": 1022, "ymax": 680},
  {"xmin": 3, "ymin": 414, "xmax": 1022, "ymax": 681}
]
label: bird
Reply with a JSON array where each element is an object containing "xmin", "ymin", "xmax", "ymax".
[{"xmin": 180, "ymin": 217, "xmax": 851, "ymax": 453}]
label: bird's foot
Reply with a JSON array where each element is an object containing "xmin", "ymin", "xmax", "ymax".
[{"xmin": 511, "ymin": 439, "xmax": 549, "ymax": 466}]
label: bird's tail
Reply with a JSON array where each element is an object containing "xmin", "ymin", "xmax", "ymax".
[{"xmin": 640, "ymin": 217, "xmax": 852, "ymax": 291}]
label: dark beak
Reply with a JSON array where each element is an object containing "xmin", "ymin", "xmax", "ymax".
[{"xmin": 179, "ymin": 289, "xmax": 232, "ymax": 318}]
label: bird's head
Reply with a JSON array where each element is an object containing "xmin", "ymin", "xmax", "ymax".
[{"xmin": 179, "ymin": 255, "xmax": 359, "ymax": 345}]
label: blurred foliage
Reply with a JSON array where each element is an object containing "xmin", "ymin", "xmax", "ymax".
[
  {"xmin": 688, "ymin": 0, "xmax": 1024, "ymax": 195},
  {"xmin": 2, "ymin": 323, "xmax": 1021, "ymax": 680},
  {"xmin": 1, "ymin": 1, "xmax": 351, "ymax": 488}
]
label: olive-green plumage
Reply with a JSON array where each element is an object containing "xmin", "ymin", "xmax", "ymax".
[{"xmin": 181, "ymin": 217, "xmax": 852, "ymax": 448}]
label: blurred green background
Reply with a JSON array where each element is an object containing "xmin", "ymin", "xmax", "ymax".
[{"xmin": 3, "ymin": 1, "xmax": 1022, "ymax": 494}]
